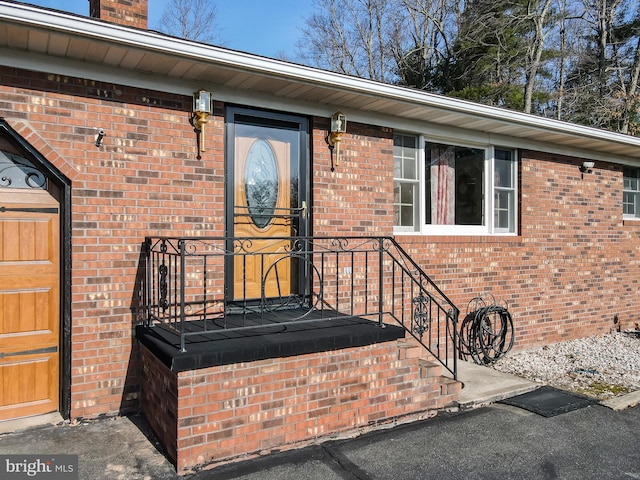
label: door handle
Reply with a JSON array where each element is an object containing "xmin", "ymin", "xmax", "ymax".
[{"xmin": 301, "ymin": 201, "xmax": 307, "ymax": 219}]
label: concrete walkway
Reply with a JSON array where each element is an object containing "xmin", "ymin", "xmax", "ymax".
[
  {"xmin": 455, "ymin": 359, "xmax": 538, "ymax": 408},
  {"xmin": 1, "ymin": 361, "xmax": 638, "ymax": 479}
]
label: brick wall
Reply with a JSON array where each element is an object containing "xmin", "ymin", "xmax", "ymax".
[
  {"xmin": 141, "ymin": 347, "xmax": 178, "ymax": 461},
  {"xmin": 311, "ymin": 117, "xmax": 395, "ymax": 237},
  {"xmin": 0, "ymin": 68, "xmax": 399, "ymax": 421},
  {"xmin": 140, "ymin": 340, "xmax": 459, "ymax": 473}
]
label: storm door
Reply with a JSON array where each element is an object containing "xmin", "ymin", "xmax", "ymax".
[{"xmin": 226, "ymin": 108, "xmax": 309, "ymax": 302}]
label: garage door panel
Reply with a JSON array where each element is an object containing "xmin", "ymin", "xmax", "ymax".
[
  {"xmin": 0, "ymin": 353, "xmax": 58, "ymax": 420},
  {"xmin": 0, "ymin": 217, "xmax": 57, "ymax": 263},
  {"xmin": 0, "ymin": 287, "xmax": 57, "ymax": 330},
  {"xmin": 20, "ymin": 289, "xmax": 36, "ymax": 331},
  {"xmin": 0, "ymin": 275, "xmax": 59, "ymax": 289}
]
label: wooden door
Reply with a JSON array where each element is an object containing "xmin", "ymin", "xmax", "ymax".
[
  {"xmin": 233, "ymin": 136, "xmax": 292, "ymax": 299},
  {"xmin": 0, "ymin": 189, "xmax": 59, "ymax": 420}
]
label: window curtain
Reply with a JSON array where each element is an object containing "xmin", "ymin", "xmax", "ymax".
[{"xmin": 429, "ymin": 145, "xmax": 455, "ymax": 224}]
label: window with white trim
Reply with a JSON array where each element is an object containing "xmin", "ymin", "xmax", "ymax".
[
  {"xmin": 623, "ymin": 167, "xmax": 640, "ymax": 218},
  {"xmin": 493, "ymin": 148, "xmax": 517, "ymax": 232},
  {"xmin": 393, "ymin": 134, "xmax": 517, "ymax": 235},
  {"xmin": 393, "ymin": 134, "xmax": 419, "ymax": 231}
]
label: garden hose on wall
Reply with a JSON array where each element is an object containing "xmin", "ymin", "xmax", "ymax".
[{"xmin": 459, "ymin": 294, "xmax": 514, "ymax": 365}]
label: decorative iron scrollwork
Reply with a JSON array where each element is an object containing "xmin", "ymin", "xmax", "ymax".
[
  {"xmin": 159, "ymin": 263, "xmax": 169, "ymax": 311},
  {"xmin": 261, "ymin": 253, "xmax": 323, "ymax": 317},
  {"xmin": 412, "ymin": 293, "xmax": 430, "ymax": 339},
  {"xmin": 0, "ymin": 151, "xmax": 46, "ymax": 189},
  {"xmin": 142, "ymin": 234, "xmax": 459, "ymax": 379}
]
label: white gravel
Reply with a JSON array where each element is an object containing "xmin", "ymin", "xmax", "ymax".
[{"xmin": 492, "ymin": 332, "xmax": 640, "ymax": 399}]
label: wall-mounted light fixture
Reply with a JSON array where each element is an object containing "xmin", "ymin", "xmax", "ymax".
[
  {"xmin": 326, "ymin": 111, "xmax": 347, "ymax": 170},
  {"xmin": 94, "ymin": 128, "xmax": 105, "ymax": 148},
  {"xmin": 580, "ymin": 161, "xmax": 595, "ymax": 176},
  {"xmin": 189, "ymin": 89, "xmax": 213, "ymax": 158}
]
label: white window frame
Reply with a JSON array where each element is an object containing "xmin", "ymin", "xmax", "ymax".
[
  {"xmin": 623, "ymin": 167, "xmax": 640, "ymax": 219},
  {"xmin": 392, "ymin": 133, "xmax": 517, "ymax": 236},
  {"xmin": 393, "ymin": 134, "xmax": 420, "ymax": 232},
  {"xmin": 493, "ymin": 148, "xmax": 517, "ymax": 234}
]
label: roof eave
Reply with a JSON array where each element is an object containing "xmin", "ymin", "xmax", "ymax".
[{"xmin": 2, "ymin": 0, "xmax": 640, "ymax": 160}]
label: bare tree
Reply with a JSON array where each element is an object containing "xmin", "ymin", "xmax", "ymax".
[
  {"xmin": 522, "ymin": 0, "xmax": 556, "ymax": 113},
  {"xmin": 158, "ymin": 0, "xmax": 221, "ymax": 44},
  {"xmin": 618, "ymin": 37, "xmax": 640, "ymax": 134},
  {"xmin": 298, "ymin": 0, "xmax": 398, "ymax": 82},
  {"xmin": 607, "ymin": 2, "xmax": 640, "ymax": 133},
  {"xmin": 296, "ymin": 0, "xmax": 640, "ymax": 135},
  {"xmin": 560, "ymin": 0, "xmax": 640, "ymax": 132},
  {"xmin": 554, "ymin": 0, "xmax": 569, "ymax": 119},
  {"xmin": 393, "ymin": 0, "xmax": 458, "ymax": 89}
]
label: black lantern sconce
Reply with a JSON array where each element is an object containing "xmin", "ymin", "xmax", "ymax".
[
  {"xmin": 326, "ymin": 111, "xmax": 347, "ymax": 171},
  {"xmin": 189, "ymin": 89, "xmax": 213, "ymax": 159}
]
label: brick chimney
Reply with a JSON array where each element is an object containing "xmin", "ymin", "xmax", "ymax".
[{"xmin": 89, "ymin": 0, "xmax": 148, "ymax": 30}]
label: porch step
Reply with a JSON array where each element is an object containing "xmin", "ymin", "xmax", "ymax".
[
  {"xmin": 397, "ymin": 339, "xmax": 424, "ymax": 360},
  {"xmin": 142, "ymin": 331, "xmax": 461, "ymax": 473},
  {"xmin": 439, "ymin": 376, "xmax": 463, "ymax": 396},
  {"xmin": 397, "ymin": 340, "xmax": 463, "ymax": 409},
  {"xmin": 418, "ymin": 359, "xmax": 442, "ymax": 379}
]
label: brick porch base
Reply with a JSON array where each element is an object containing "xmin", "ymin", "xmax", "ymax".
[{"xmin": 140, "ymin": 339, "xmax": 461, "ymax": 474}]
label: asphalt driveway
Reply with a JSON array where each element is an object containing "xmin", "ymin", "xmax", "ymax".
[
  {"xmin": 0, "ymin": 393, "xmax": 638, "ymax": 479},
  {"xmin": 208, "ymin": 402, "xmax": 639, "ymax": 480}
]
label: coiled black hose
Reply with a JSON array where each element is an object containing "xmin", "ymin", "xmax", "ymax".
[{"xmin": 459, "ymin": 295, "xmax": 514, "ymax": 365}]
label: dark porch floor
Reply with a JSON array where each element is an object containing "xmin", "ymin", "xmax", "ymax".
[{"xmin": 135, "ymin": 310, "xmax": 406, "ymax": 372}]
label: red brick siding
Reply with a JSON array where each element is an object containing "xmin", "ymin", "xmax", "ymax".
[
  {"xmin": 140, "ymin": 340, "xmax": 457, "ymax": 473},
  {"xmin": 141, "ymin": 347, "xmax": 178, "ymax": 461},
  {"xmin": 311, "ymin": 117, "xmax": 394, "ymax": 237}
]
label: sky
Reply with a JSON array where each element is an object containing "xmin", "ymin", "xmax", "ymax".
[{"xmin": 21, "ymin": 0, "xmax": 311, "ymax": 59}]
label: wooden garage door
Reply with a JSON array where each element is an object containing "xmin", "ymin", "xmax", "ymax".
[{"xmin": 0, "ymin": 189, "xmax": 59, "ymax": 421}]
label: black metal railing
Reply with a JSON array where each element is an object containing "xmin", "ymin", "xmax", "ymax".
[{"xmin": 143, "ymin": 236, "xmax": 459, "ymax": 378}]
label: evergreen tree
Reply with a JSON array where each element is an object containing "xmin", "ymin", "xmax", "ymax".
[
  {"xmin": 435, "ymin": 0, "xmax": 531, "ymax": 109},
  {"xmin": 561, "ymin": 1, "xmax": 640, "ymax": 133}
]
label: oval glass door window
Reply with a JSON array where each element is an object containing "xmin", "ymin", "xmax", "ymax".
[{"xmin": 244, "ymin": 139, "xmax": 279, "ymax": 228}]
